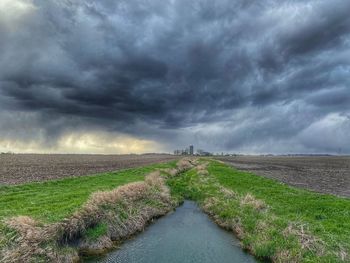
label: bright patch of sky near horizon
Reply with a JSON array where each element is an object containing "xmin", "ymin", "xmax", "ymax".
[{"xmin": 0, "ymin": 131, "xmax": 161, "ymax": 154}]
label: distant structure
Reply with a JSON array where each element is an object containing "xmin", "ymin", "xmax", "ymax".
[
  {"xmin": 189, "ymin": 145, "xmax": 194, "ymax": 155},
  {"xmin": 174, "ymin": 145, "xmax": 195, "ymax": 156},
  {"xmin": 197, "ymin": 149, "xmax": 212, "ymax": 156},
  {"xmin": 174, "ymin": 146, "xmax": 212, "ymax": 156}
]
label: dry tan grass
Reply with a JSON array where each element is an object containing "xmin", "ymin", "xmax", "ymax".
[
  {"xmin": 283, "ymin": 222, "xmax": 325, "ymax": 256},
  {"xmin": 273, "ymin": 249, "xmax": 302, "ymax": 263},
  {"xmin": 240, "ymin": 193, "xmax": 267, "ymax": 211},
  {"xmin": 176, "ymin": 158, "xmax": 195, "ymax": 172},
  {"xmin": 2, "ymin": 217, "xmax": 58, "ymax": 263},
  {"xmin": 219, "ymin": 186, "xmax": 237, "ymax": 199},
  {"xmin": 1, "ymin": 217, "xmax": 77, "ymax": 263},
  {"xmin": 202, "ymin": 197, "xmax": 219, "ymax": 212},
  {"xmin": 162, "ymin": 158, "xmax": 195, "ymax": 178},
  {"xmin": 338, "ymin": 246, "xmax": 348, "ymax": 262},
  {"xmin": 232, "ymin": 218, "xmax": 245, "ymax": 240},
  {"xmin": 196, "ymin": 162, "xmax": 209, "ymax": 176},
  {"xmin": 89, "ymin": 182, "xmax": 149, "ymax": 205},
  {"xmin": 163, "ymin": 168, "xmax": 178, "ymax": 177},
  {"xmin": 79, "ymin": 236, "xmax": 114, "ymax": 253},
  {"xmin": 144, "ymin": 171, "xmax": 162, "ymax": 186}
]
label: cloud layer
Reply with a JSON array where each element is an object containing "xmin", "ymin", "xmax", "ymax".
[{"xmin": 0, "ymin": 0, "xmax": 349, "ymax": 154}]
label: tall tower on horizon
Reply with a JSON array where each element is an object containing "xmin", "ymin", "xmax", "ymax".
[{"xmin": 189, "ymin": 145, "xmax": 194, "ymax": 155}]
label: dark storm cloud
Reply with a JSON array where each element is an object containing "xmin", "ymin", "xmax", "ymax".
[{"xmin": 0, "ymin": 0, "xmax": 350, "ymax": 153}]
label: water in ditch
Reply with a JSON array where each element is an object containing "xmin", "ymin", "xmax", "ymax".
[{"xmin": 87, "ymin": 201, "xmax": 257, "ymax": 263}]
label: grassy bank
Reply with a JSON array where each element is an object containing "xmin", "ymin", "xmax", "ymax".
[
  {"xmin": 168, "ymin": 159, "xmax": 350, "ymax": 262},
  {"xmin": 0, "ymin": 161, "xmax": 176, "ymax": 223},
  {"xmin": 0, "ymin": 161, "xmax": 179, "ymax": 262}
]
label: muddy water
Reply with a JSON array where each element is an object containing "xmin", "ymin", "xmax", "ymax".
[{"xmin": 87, "ymin": 201, "xmax": 256, "ymax": 263}]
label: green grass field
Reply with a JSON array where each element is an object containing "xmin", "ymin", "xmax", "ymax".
[
  {"xmin": 0, "ymin": 161, "xmax": 176, "ymax": 223},
  {"xmin": 168, "ymin": 159, "xmax": 350, "ymax": 262}
]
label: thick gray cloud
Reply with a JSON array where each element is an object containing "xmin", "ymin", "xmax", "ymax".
[{"xmin": 0, "ymin": 0, "xmax": 349, "ymax": 153}]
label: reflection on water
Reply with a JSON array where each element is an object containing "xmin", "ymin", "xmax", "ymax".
[{"xmin": 87, "ymin": 201, "xmax": 256, "ymax": 263}]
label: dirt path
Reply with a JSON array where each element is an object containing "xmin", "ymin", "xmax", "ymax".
[{"xmin": 217, "ymin": 156, "xmax": 350, "ymax": 198}]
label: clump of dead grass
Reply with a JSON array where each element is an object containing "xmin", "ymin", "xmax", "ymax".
[
  {"xmin": 196, "ymin": 162, "xmax": 209, "ymax": 176},
  {"xmin": 89, "ymin": 181, "xmax": 149, "ymax": 205},
  {"xmin": 273, "ymin": 249, "xmax": 302, "ymax": 263},
  {"xmin": 162, "ymin": 158, "xmax": 195, "ymax": 178},
  {"xmin": 218, "ymin": 186, "xmax": 237, "ymax": 199},
  {"xmin": 283, "ymin": 222, "xmax": 325, "ymax": 256},
  {"xmin": 240, "ymin": 193, "xmax": 267, "ymax": 211},
  {"xmin": 2, "ymin": 215, "xmax": 78, "ymax": 263},
  {"xmin": 202, "ymin": 197, "xmax": 219, "ymax": 213},
  {"xmin": 162, "ymin": 168, "xmax": 178, "ymax": 177},
  {"xmin": 79, "ymin": 235, "xmax": 113, "ymax": 254},
  {"xmin": 2, "ymin": 217, "xmax": 57, "ymax": 262},
  {"xmin": 337, "ymin": 245, "xmax": 349, "ymax": 262},
  {"xmin": 176, "ymin": 158, "xmax": 195, "ymax": 172}
]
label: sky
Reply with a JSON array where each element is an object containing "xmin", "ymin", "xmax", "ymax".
[{"xmin": 0, "ymin": 0, "xmax": 349, "ymax": 154}]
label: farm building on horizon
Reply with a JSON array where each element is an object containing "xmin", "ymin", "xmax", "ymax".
[
  {"xmin": 174, "ymin": 146, "xmax": 212, "ymax": 156},
  {"xmin": 174, "ymin": 145, "xmax": 194, "ymax": 155}
]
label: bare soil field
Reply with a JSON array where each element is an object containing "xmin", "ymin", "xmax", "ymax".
[
  {"xmin": 217, "ymin": 156, "xmax": 350, "ymax": 197},
  {"xmin": 0, "ymin": 154, "xmax": 178, "ymax": 185}
]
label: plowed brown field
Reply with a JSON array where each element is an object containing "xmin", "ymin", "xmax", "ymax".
[
  {"xmin": 217, "ymin": 156, "xmax": 350, "ymax": 197},
  {"xmin": 0, "ymin": 154, "xmax": 178, "ymax": 185}
]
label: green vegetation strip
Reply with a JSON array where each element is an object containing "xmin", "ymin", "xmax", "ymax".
[
  {"xmin": 168, "ymin": 160, "xmax": 350, "ymax": 262},
  {"xmin": 0, "ymin": 161, "xmax": 176, "ymax": 223}
]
